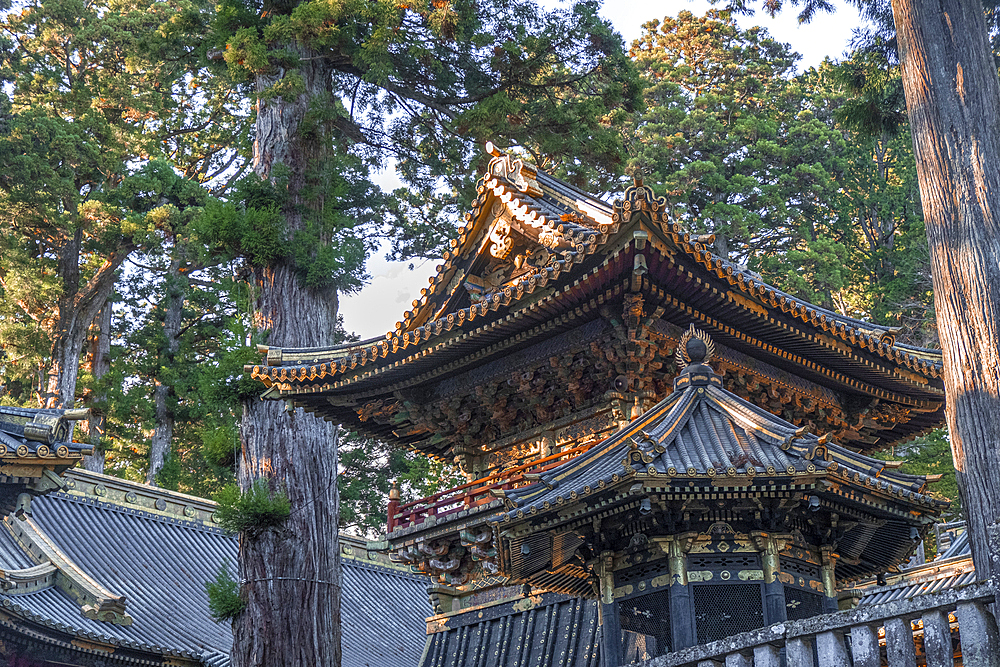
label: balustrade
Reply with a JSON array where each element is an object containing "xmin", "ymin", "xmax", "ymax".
[
  {"xmin": 387, "ymin": 443, "xmax": 592, "ymax": 532},
  {"xmin": 631, "ymin": 581, "xmax": 998, "ymax": 667}
]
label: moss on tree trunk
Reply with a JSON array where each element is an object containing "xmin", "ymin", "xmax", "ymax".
[{"xmin": 232, "ymin": 41, "xmax": 342, "ymax": 667}]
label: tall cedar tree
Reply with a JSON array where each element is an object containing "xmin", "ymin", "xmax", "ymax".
[
  {"xmin": 727, "ymin": 0, "xmax": 1000, "ymax": 584},
  {"xmin": 0, "ymin": 0, "xmax": 245, "ymax": 469},
  {"xmin": 215, "ymin": 1, "xmax": 639, "ymax": 665},
  {"xmin": 832, "ymin": 52, "xmax": 936, "ymax": 346},
  {"xmin": 97, "ymin": 163, "xmax": 254, "ymax": 489},
  {"xmin": 891, "ymin": 0, "xmax": 1000, "ymax": 584}
]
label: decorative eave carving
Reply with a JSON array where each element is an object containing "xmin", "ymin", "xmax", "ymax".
[
  {"xmin": 486, "ymin": 142, "xmax": 543, "ymax": 198},
  {"xmin": 0, "ymin": 406, "xmax": 94, "ymax": 519},
  {"xmin": 246, "ymin": 160, "xmax": 945, "ymax": 458}
]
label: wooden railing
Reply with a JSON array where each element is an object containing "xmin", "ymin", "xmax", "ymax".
[
  {"xmin": 632, "ymin": 581, "xmax": 998, "ymax": 667},
  {"xmin": 387, "ymin": 443, "xmax": 593, "ymax": 532}
]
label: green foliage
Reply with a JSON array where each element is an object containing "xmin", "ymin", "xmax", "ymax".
[
  {"xmin": 0, "ymin": 0, "xmax": 249, "ymax": 405},
  {"xmin": 338, "ymin": 432, "xmax": 464, "ymax": 536},
  {"xmin": 873, "ymin": 428, "xmax": 960, "ymax": 520},
  {"xmin": 628, "ymin": 11, "xmax": 848, "ymax": 308},
  {"xmin": 196, "ymin": 161, "xmax": 379, "ymax": 293},
  {"xmin": 211, "ymin": 0, "xmax": 641, "ymax": 263},
  {"xmin": 205, "ymin": 559, "xmax": 246, "ymax": 622},
  {"xmin": 214, "ymin": 479, "xmax": 292, "ymax": 536}
]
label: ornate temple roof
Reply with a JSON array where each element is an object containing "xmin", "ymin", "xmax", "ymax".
[
  {"xmin": 247, "ymin": 147, "xmax": 946, "ymax": 459},
  {"xmin": 502, "ymin": 349, "xmax": 940, "ymax": 515},
  {"xmin": 0, "ymin": 469, "xmax": 431, "ymax": 667},
  {"xmin": 0, "ymin": 405, "xmax": 92, "ymax": 463},
  {"xmin": 490, "ymin": 330, "xmax": 945, "ymax": 587}
]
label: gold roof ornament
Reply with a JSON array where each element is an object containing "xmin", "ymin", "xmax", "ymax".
[{"xmin": 674, "ymin": 324, "xmax": 716, "ymax": 369}]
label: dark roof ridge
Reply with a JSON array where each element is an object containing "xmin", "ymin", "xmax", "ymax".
[
  {"xmin": 0, "ymin": 593, "xmax": 204, "ymax": 661},
  {"xmin": 3, "ymin": 515, "xmax": 133, "ymax": 627},
  {"xmin": 51, "ymin": 493, "xmax": 228, "ymax": 536},
  {"xmin": 254, "ymin": 335, "xmax": 387, "ymax": 358},
  {"xmin": 341, "ymin": 556, "xmax": 428, "ymax": 582},
  {"xmin": 533, "ymin": 170, "xmax": 614, "ymax": 213}
]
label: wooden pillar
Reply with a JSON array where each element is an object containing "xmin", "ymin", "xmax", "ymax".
[
  {"xmin": 762, "ymin": 535, "xmax": 786, "ymax": 624},
  {"xmin": 820, "ymin": 547, "xmax": 839, "ymax": 613},
  {"xmin": 753, "ymin": 532, "xmax": 789, "ymax": 624},
  {"xmin": 665, "ymin": 535, "xmax": 697, "ymax": 650},
  {"xmin": 540, "ymin": 431, "xmax": 556, "ymax": 458},
  {"xmin": 597, "ymin": 551, "xmax": 623, "ymax": 667}
]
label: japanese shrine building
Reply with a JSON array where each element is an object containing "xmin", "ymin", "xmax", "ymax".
[{"xmin": 249, "ymin": 146, "xmax": 948, "ymax": 666}]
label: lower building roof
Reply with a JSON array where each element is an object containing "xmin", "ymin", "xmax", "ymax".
[
  {"xmin": 0, "ymin": 468, "xmax": 432, "ymax": 667},
  {"xmin": 856, "ymin": 523, "xmax": 974, "ymax": 606}
]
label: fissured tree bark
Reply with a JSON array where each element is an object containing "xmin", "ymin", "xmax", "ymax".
[
  {"xmin": 44, "ymin": 231, "xmax": 130, "ymax": 411},
  {"xmin": 232, "ymin": 43, "xmax": 342, "ymax": 667},
  {"xmin": 147, "ymin": 257, "xmax": 184, "ymax": 485},
  {"xmin": 81, "ymin": 302, "xmax": 112, "ymax": 473},
  {"xmin": 890, "ymin": 0, "xmax": 1000, "ymax": 578}
]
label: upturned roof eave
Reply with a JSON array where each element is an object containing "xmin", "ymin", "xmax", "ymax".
[
  {"xmin": 248, "ymin": 170, "xmax": 943, "ymax": 396},
  {"xmin": 496, "ymin": 372, "xmax": 945, "ymax": 525},
  {"xmin": 249, "ymin": 232, "xmax": 944, "ymax": 399}
]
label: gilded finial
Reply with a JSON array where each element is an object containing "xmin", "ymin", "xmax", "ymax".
[
  {"xmin": 389, "ymin": 481, "xmax": 400, "ymax": 501},
  {"xmin": 672, "ymin": 326, "xmax": 722, "ymax": 391},
  {"xmin": 674, "ymin": 324, "xmax": 715, "ymax": 369}
]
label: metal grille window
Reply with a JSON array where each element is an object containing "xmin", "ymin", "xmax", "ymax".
[
  {"xmin": 784, "ymin": 586, "xmax": 826, "ymax": 621},
  {"xmin": 618, "ymin": 590, "xmax": 671, "ymax": 662},
  {"xmin": 693, "ymin": 583, "xmax": 765, "ymax": 644}
]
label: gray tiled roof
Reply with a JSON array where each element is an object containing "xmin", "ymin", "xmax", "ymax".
[
  {"xmin": 0, "ymin": 517, "xmax": 36, "ymax": 569},
  {"xmin": 0, "ymin": 470, "xmax": 432, "ymax": 667},
  {"xmin": 938, "ymin": 529, "xmax": 970, "ymax": 560},
  {"xmin": 421, "ymin": 592, "xmax": 600, "ymax": 667},
  {"xmin": 23, "ymin": 491, "xmax": 235, "ymax": 655},
  {"xmin": 857, "ymin": 525, "xmax": 974, "ymax": 606},
  {"xmin": 342, "ymin": 560, "xmax": 432, "ymax": 666}
]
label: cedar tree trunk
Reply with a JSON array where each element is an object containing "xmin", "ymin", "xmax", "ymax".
[
  {"xmin": 147, "ymin": 258, "xmax": 184, "ymax": 485},
  {"xmin": 890, "ymin": 0, "xmax": 1000, "ymax": 578},
  {"xmin": 44, "ymin": 227, "xmax": 130, "ymax": 410},
  {"xmin": 232, "ymin": 42, "xmax": 342, "ymax": 667},
  {"xmin": 81, "ymin": 302, "xmax": 111, "ymax": 473}
]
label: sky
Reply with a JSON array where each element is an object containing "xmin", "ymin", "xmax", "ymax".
[{"xmin": 338, "ymin": 0, "xmax": 866, "ymax": 341}]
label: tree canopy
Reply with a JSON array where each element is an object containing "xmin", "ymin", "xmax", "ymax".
[{"xmin": 0, "ymin": 0, "xmax": 956, "ymax": 530}]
